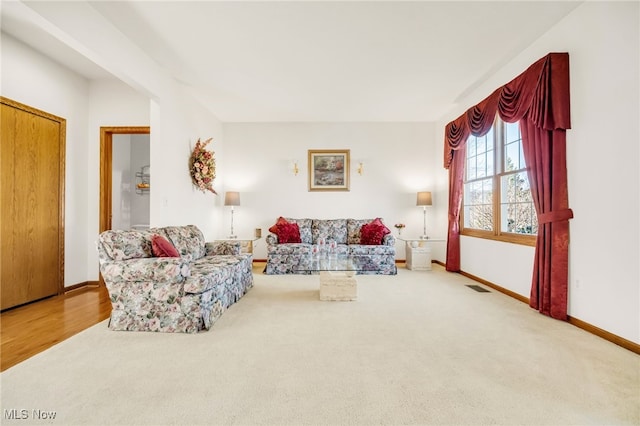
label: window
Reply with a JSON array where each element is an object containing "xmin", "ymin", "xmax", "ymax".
[{"xmin": 462, "ymin": 118, "xmax": 537, "ymax": 245}]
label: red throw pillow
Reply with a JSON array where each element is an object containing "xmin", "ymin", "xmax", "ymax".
[
  {"xmin": 276, "ymin": 223, "xmax": 301, "ymax": 243},
  {"xmin": 360, "ymin": 218, "xmax": 390, "ymax": 245},
  {"xmin": 269, "ymin": 216, "xmax": 289, "ymax": 234},
  {"xmin": 151, "ymin": 234, "xmax": 180, "ymax": 257}
]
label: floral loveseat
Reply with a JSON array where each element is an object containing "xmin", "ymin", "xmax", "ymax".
[
  {"xmin": 265, "ymin": 217, "xmax": 396, "ymax": 275},
  {"xmin": 97, "ymin": 225, "xmax": 253, "ymax": 333}
]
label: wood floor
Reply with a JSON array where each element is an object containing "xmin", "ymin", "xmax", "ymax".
[{"xmin": 0, "ymin": 285, "xmax": 111, "ymax": 372}]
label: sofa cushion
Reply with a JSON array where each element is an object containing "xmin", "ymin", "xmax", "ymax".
[
  {"xmin": 163, "ymin": 225, "xmax": 206, "ymax": 261},
  {"xmin": 184, "ymin": 258, "xmax": 230, "ymax": 294},
  {"xmin": 312, "ymin": 219, "xmax": 347, "ymax": 244},
  {"xmin": 100, "ymin": 257, "xmax": 189, "ymax": 283},
  {"xmin": 267, "ymin": 242, "xmax": 312, "ymax": 255},
  {"xmin": 276, "ymin": 223, "xmax": 302, "ymax": 243},
  {"xmin": 268, "ymin": 216, "xmax": 289, "ymax": 234},
  {"xmin": 285, "ymin": 218, "xmax": 313, "ymax": 244},
  {"xmin": 99, "ymin": 229, "xmax": 153, "ymax": 261},
  {"xmin": 360, "ymin": 218, "xmax": 391, "ymax": 245},
  {"xmin": 151, "ymin": 234, "xmax": 180, "ymax": 257},
  {"xmin": 349, "ymin": 244, "xmax": 396, "ymax": 256},
  {"xmin": 205, "ymin": 241, "xmax": 241, "ymax": 256},
  {"xmin": 347, "ymin": 218, "xmax": 375, "ymax": 245}
]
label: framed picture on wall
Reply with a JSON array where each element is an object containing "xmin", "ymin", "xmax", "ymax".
[{"xmin": 308, "ymin": 149, "xmax": 350, "ymax": 192}]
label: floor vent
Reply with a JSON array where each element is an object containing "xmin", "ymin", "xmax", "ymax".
[{"xmin": 466, "ymin": 284, "xmax": 490, "ymax": 293}]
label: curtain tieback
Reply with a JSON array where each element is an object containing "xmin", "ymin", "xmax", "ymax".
[{"xmin": 538, "ymin": 209, "xmax": 574, "ymax": 224}]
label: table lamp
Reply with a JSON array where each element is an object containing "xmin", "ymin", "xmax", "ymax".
[
  {"xmin": 224, "ymin": 191, "xmax": 240, "ymax": 238},
  {"xmin": 416, "ymin": 191, "xmax": 432, "ymax": 240}
]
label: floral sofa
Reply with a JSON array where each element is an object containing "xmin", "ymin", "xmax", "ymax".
[
  {"xmin": 265, "ymin": 218, "xmax": 397, "ymax": 275},
  {"xmin": 97, "ymin": 225, "xmax": 253, "ymax": 333}
]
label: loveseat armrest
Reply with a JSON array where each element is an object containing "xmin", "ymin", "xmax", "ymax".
[
  {"xmin": 382, "ymin": 234, "xmax": 396, "ymax": 246},
  {"xmin": 205, "ymin": 241, "xmax": 242, "ymax": 255},
  {"xmin": 100, "ymin": 257, "xmax": 191, "ymax": 284},
  {"xmin": 266, "ymin": 234, "xmax": 279, "ymax": 245}
]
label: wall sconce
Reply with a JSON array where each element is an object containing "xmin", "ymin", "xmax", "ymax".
[
  {"xmin": 357, "ymin": 162, "xmax": 364, "ymax": 175},
  {"xmin": 292, "ymin": 160, "xmax": 299, "ymax": 176}
]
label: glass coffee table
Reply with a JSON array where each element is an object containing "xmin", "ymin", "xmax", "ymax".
[{"xmin": 292, "ymin": 255, "xmax": 381, "ymax": 301}]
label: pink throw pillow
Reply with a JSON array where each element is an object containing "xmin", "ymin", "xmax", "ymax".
[
  {"xmin": 360, "ymin": 218, "xmax": 390, "ymax": 245},
  {"xmin": 151, "ymin": 234, "xmax": 180, "ymax": 257},
  {"xmin": 276, "ymin": 223, "xmax": 301, "ymax": 243}
]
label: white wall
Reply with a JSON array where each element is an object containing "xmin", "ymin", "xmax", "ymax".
[
  {"xmin": 148, "ymin": 90, "xmax": 225, "ymax": 240},
  {"xmin": 436, "ymin": 2, "xmax": 639, "ymax": 343},
  {"xmin": 4, "ymin": 0, "xmax": 227, "ymax": 280},
  {"xmin": 86, "ymin": 80, "xmax": 150, "ymax": 278},
  {"xmin": 223, "ymin": 122, "xmax": 438, "ymax": 260},
  {"xmin": 1, "ymin": 33, "xmax": 91, "ymax": 288},
  {"xmin": 3, "ymin": 6, "xmax": 227, "ymax": 284}
]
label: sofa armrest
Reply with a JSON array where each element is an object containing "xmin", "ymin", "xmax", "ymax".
[
  {"xmin": 100, "ymin": 257, "xmax": 191, "ymax": 284},
  {"xmin": 266, "ymin": 234, "xmax": 279, "ymax": 245},
  {"xmin": 382, "ymin": 234, "xmax": 396, "ymax": 246},
  {"xmin": 205, "ymin": 241, "xmax": 241, "ymax": 255}
]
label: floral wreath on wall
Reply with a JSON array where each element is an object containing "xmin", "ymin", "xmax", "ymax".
[{"xmin": 189, "ymin": 138, "xmax": 217, "ymax": 194}]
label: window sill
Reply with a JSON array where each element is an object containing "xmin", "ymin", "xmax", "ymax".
[{"xmin": 461, "ymin": 230, "xmax": 536, "ymax": 247}]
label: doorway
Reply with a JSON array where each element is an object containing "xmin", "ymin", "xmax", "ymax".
[
  {"xmin": 111, "ymin": 133, "xmax": 151, "ymax": 231},
  {"xmin": 99, "ymin": 126, "xmax": 150, "ymax": 234},
  {"xmin": 99, "ymin": 127, "xmax": 150, "ymax": 286}
]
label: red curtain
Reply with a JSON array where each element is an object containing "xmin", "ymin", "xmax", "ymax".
[
  {"xmin": 445, "ymin": 142, "xmax": 465, "ymax": 272},
  {"xmin": 443, "ymin": 52, "xmax": 573, "ymax": 320}
]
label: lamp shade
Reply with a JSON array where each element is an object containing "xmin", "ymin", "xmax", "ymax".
[
  {"xmin": 224, "ymin": 191, "xmax": 240, "ymax": 206},
  {"xmin": 416, "ymin": 191, "xmax": 432, "ymax": 206}
]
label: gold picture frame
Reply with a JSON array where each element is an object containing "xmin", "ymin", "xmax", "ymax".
[{"xmin": 308, "ymin": 149, "xmax": 350, "ymax": 191}]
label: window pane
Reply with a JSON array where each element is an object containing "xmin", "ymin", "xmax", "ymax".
[
  {"xmin": 500, "ymin": 172, "xmax": 536, "ymax": 235},
  {"xmin": 466, "ymin": 157, "xmax": 476, "ymax": 180},
  {"xmin": 505, "ymin": 141, "xmax": 520, "ymax": 171},
  {"xmin": 466, "ymin": 131, "xmax": 495, "ymax": 179},
  {"xmin": 482, "ymin": 179, "xmax": 493, "ymax": 203},
  {"xmin": 504, "ymin": 121, "xmax": 524, "ymax": 171},
  {"xmin": 485, "ymin": 128, "xmax": 495, "ymax": 176},
  {"xmin": 505, "ymin": 121, "xmax": 520, "ymax": 143},
  {"xmin": 477, "ymin": 155, "xmax": 487, "ymax": 178},
  {"xmin": 486, "ymin": 146, "xmax": 494, "ymax": 175},
  {"xmin": 463, "ymin": 178, "xmax": 493, "ymax": 231},
  {"xmin": 479, "ymin": 204, "xmax": 493, "ymax": 231},
  {"xmin": 477, "ymin": 136, "xmax": 486, "ymax": 154},
  {"xmin": 468, "ymin": 137, "xmax": 476, "ymax": 156},
  {"xmin": 486, "ymin": 127, "xmax": 495, "ymax": 151}
]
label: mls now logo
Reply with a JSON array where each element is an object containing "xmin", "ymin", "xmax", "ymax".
[
  {"xmin": 4, "ymin": 409, "xmax": 57, "ymax": 420},
  {"xmin": 4, "ymin": 409, "xmax": 28, "ymax": 420}
]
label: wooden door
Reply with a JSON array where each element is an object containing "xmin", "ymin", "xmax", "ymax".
[{"xmin": 1, "ymin": 98, "xmax": 65, "ymax": 310}]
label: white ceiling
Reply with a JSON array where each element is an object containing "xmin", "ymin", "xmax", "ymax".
[{"xmin": 2, "ymin": 1, "xmax": 581, "ymax": 122}]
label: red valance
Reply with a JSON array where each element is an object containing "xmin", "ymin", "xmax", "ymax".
[{"xmin": 444, "ymin": 53, "xmax": 571, "ymax": 169}]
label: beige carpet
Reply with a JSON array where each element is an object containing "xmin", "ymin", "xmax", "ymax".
[{"xmin": 1, "ymin": 265, "xmax": 638, "ymax": 426}]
